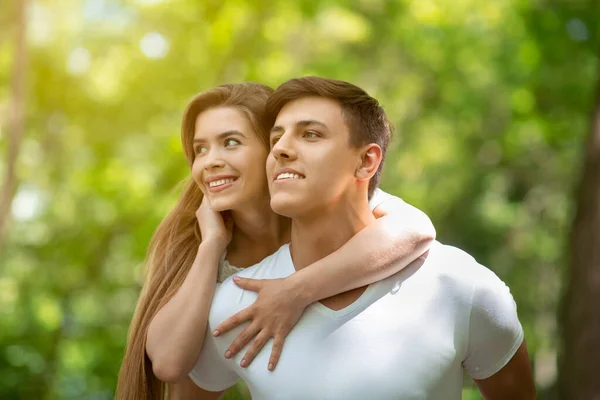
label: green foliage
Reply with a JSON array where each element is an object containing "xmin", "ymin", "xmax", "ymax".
[{"xmin": 0, "ymin": 0, "xmax": 598, "ymax": 399}]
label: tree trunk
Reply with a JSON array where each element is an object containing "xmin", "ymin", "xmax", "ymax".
[
  {"xmin": 560, "ymin": 69, "xmax": 600, "ymax": 400},
  {"xmin": 0, "ymin": 0, "xmax": 27, "ymax": 251}
]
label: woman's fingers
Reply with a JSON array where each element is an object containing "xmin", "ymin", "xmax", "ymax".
[
  {"xmin": 267, "ymin": 334, "xmax": 285, "ymax": 371},
  {"xmin": 214, "ymin": 306, "xmax": 252, "ymax": 336},
  {"xmin": 215, "ymin": 277, "xmax": 304, "ymax": 370},
  {"xmin": 232, "ymin": 276, "xmax": 264, "ymax": 292},
  {"xmin": 240, "ymin": 330, "xmax": 272, "ymax": 368},
  {"xmin": 224, "ymin": 322, "xmax": 260, "ymax": 359}
]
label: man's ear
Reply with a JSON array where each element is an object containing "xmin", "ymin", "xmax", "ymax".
[{"xmin": 355, "ymin": 144, "xmax": 382, "ymax": 181}]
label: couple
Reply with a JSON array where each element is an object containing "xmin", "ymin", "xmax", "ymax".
[{"xmin": 117, "ymin": 77, "xmax": 535, "ymax": 399}]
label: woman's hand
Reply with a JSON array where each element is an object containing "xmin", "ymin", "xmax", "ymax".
[
  {"xmin": 196, "ymin": 197, "xmax": 233, "ymax": 249},
  {"xmin": 212, "ymin": 276, "xmax": 310, "ymax": 371}
]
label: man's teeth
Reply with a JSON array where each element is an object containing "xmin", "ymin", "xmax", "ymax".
[
  {"xmin": 209, "ymin": 178, "xmax": 235, "ymax": 188},
  {"xmin": 276, "ymin": 172, "xmax": 304, "ymax": 180}
]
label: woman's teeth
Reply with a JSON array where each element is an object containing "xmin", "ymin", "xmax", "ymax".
[{"xmin": 209, "ymin": 178, "xmax": 235, "ymax": 188}]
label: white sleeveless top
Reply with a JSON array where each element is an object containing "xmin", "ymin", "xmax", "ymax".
[{"xmin": 217, "ymin": 253, "xmax": 243, "ymax": 283}]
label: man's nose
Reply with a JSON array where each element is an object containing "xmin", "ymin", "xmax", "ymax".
[{"xmin": 272, "ymin": 133, "xmax": 297, "ymax": 160}]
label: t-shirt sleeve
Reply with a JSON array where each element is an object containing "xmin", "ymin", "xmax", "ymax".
[
  {"xmin": 188, "ymin": 326, "xmax": 239, "ymax": 391},
  {"xmin": 369, "ymin": 188, "xmax": 402, "ymax": 211},
  {"xmin": 462, "ymin": 267, "xmax": 524, "ymax": 380}
]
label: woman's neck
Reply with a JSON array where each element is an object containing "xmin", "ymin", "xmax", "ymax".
[{"xmin": 227, "ymin": 201, "xmax": 291, "ymax": 268}]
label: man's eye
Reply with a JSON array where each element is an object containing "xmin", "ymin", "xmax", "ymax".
[
  {"xmin": 270, "ymin": 136, "xmax": 281, "ymax": 147},
  {"xmin": 303, "ymin": 131, "xmax": 319, "ymax": 139},
  {"xmin": 225, "ymin": 138, "xmax": 241, "ymax": 147}
]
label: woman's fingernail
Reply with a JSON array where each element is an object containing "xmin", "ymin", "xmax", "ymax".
[
  {"xmin": 241, "ymin": 359, "xmax": 247, "ymax": 368},
  {"xmin": 225, "ymin": 351, "xmax": 231, "ymax": 358},
  {"xmin": 268, "ymin": 363, "xmax": 274, "ymax": 371},
  {"xmin": 233, "ymin": 276, "xmax": 240, "ymax": 282},
  {"xmin": 212, "ymin": 330, "xmax": 220, "ymax": 337}
]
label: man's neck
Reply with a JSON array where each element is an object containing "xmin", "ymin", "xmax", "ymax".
[{"xmin": 290, "ymin": 192, "xmax": 374, "ymax": 271}]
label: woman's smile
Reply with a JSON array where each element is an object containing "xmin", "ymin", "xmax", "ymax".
[{"xmin": 205, "ymin": 175, "xmax": 239, "ymax": 193}]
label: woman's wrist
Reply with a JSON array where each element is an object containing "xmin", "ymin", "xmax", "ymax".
[
  {"xmin": 199, "ymin": 237, "xmax": 228, "ymax": 256},
  {"xmin": 284, "ymin": 271, "xmax": 317, "ymax": 307}
]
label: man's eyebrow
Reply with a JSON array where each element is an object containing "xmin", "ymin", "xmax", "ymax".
[
  {"xmin": 297, "ymin": 119, "xmax": 329, "ymax": 130},
  {"xmin": 270, "ymin": 126, "xmax": 284, "ymax": 135},
  {"xmin": 270, "ymin": 120, "xmax": 329, "ymax": 135},
  {"xmin": 193, "ymin": 130, "xmax": 246, "ymax": 142}
]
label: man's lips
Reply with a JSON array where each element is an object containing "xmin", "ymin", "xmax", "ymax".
[{"xmin": 273, "ymin": 168, "xmax": 305, "ymax": 182}]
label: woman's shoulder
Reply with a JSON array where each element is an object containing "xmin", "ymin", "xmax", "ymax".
[{"xmin": 218, "ymin": 244, "xmax": 292, "ymax": 284}]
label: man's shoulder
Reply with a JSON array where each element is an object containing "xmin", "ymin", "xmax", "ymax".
[
  {"xmin": 427, "ymin": 241, "xmax": 478, "ymax": 273},
  {"xmin": 426, "ymin": 241, "xmax": 508, "ymax": 292}
]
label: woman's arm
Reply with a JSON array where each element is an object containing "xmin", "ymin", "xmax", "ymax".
[
  {"xmin": 214, "ymin": 195, "xmax": 435, "ymax": 369},
  {"xmin": 169, "ymin": 377, "xmax": 224, "ymax": 400},
  {"xmin": 289, "ymin": 196, "xmax": 435, "ymax": 302},
  {"xmin": 146, "ymin": 198, "xmax": 231, "ymax": 383},
  {"xmin": 146, "ymin": 239, "xmax": 224, "ymax": 383}
]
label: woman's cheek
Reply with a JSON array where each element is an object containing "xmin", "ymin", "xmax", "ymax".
[{"xmin": 191, "ymin": 163, "xmax": 204, "ymax": 192}]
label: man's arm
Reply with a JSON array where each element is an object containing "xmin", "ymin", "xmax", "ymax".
[
  {"xmin": 474, "ymin": 340, "xmax": 536, "ymax": 400},
  {"xmin": 169, "ymin": 377, "xmax": 225, "ymax": 400},
  {"xmin": 462, "ymin": 261, "xmax": 535, "ymax": 399}
]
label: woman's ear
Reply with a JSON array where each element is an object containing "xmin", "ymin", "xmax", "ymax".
[{"xmin": 356, "ymin": 144, "xmax": 382, "ymax": 181}]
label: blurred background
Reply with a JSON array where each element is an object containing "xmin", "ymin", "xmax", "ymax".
[{"xmin": 1, "ymin": 0, "xmax": 599, "ymax": 399}]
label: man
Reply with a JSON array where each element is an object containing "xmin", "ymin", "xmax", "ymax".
[{"xmin": 188, "ymin": 77, "xmax": 536, "ymax": 399}]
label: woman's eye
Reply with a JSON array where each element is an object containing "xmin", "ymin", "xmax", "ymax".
[
  {"xmin": 225, "ymin": 138, "xmax": 241, "ymax": 147},
  {"xmin": 195, "ymin": 146, "xmax": 208, "ymax": 156}
]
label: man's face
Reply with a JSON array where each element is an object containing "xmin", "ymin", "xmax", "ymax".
[{"xmin": 266, "ymin": 96, "xmax": 363, "ymax": 219}]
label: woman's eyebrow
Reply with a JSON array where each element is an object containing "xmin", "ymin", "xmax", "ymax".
[{"xmin": 194, "ymin": 130, "xmax": 247, "ymax": 143}]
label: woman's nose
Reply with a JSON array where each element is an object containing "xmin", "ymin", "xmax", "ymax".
[{"xmin": 203, "ymin": 150, "xmax": 226, "ymax": 169}]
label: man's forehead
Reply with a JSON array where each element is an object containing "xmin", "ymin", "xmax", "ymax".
[{"xmin": 274, "ymin": 96, "xmax": 343, "ymax": 125}]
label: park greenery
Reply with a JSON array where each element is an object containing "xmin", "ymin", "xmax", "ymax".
[{"xmin": 0, "ymin": 0, "xmax": 598, "ymax": 399}]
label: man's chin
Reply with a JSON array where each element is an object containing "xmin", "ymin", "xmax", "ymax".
[{"xmin": 270, "ymin": 196, "xmax": 300, "ymax": 218}]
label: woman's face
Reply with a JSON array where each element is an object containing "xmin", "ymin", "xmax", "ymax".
[{"xmin": 191, "ymin": 106, "xmax": 270, "ymax": 212}]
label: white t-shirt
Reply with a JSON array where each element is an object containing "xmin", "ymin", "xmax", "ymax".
[
  {"xmin": 216, "ymin": 188, "xmax": 397, "ymax": 283},
  {"xmin": 190, "ymin": 241, "xmax": 524, "ymax": 399}
]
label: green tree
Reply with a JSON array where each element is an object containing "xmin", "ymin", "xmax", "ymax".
[
  {"xmin": 0, "ymin": 1, "xmax": 598, "ymax": 399},
  {"xmin": 560, "ymin": 64, "xmax": 600, "ymax": 400}
]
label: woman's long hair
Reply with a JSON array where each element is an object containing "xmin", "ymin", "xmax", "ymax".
[{"xmin": 115, "ymin": 82, "xmax": 273, "ymax": 400}]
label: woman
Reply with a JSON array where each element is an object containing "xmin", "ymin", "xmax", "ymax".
[{"xmin": 116, "ymin": 82, "xmax": 435, "ymax": 400}]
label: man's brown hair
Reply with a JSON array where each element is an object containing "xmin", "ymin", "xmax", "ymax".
[{"xmin": 265, "ymin": 76, "xmax": 392, "ymax": 198}]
